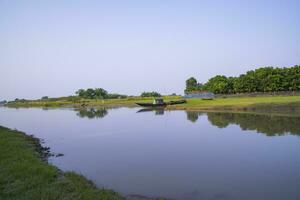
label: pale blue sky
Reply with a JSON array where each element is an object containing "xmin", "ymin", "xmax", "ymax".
[{"xmin": 1, "ymin": 0, "xmax": 299, "ymax": 100}]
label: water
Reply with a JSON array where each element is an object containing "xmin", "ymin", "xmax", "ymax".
[{"xmin": 0, "ymin": 107, "xmax": 300, "ymax": 200}]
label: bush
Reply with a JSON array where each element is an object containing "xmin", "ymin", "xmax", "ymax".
[{"xmin": 141, "ymin": 91, "xmax": 162, "ymax": 97}]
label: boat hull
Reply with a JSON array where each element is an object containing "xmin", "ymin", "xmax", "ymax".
[
  {"xmin": 135, "ymin": 103, "xmax": 166, "ymax": 107},
  {"xmin": 136, "ymin": 100, "xmax": 186, "ymax": 107}
]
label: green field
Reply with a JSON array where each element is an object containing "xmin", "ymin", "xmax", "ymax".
[
  {"xmin": 0, "ymin": 126, "xmax": 123, "ymax": 200},
  {"xmin": 168, "ymin": 96, "xmax": 300, "ymax": 111}
]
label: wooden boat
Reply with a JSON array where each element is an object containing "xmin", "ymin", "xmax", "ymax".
[
  {"xmin": 136, "ymin": 98, "xmax": 186, "ymax": 107},
  {"xmin": 168, "ymin": 100, "xmax": 187, "ymax": 105}
]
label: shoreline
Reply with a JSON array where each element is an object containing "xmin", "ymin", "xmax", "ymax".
[
  {"xmin": 4, "ymin": 95, "xmax": 300, "ymax": 116},
  {"xmin": 0, "ymin": 126, "xmax": 124, "ymax": 200},
  {"xmin": 0, "ymin": 125, "xmax": 166, "ymax": 200}
]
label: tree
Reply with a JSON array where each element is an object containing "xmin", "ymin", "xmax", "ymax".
[
  {"xmin": 141, "ymin": 91, "xmax": 161, "ymax": 97},
  {"xmin": 186, "ymin": 77, "xmax": 198, "ymax": 90},
  {"xmin": 75, "ymin": 88, "xmax": 108, "ymax": 99},
  {"xmin": 76, "ymin": 89, "xmax": 86, "ymax": 97},
  {"xmin": 185, "ymin": 77, "xmax": 204, "ymax": 94},
  {"xmin": 187, "ymin": 65, "xmax": 300, "ymax": 94},
  {"xmin": 204, "ymin": 75, "xmax": 230, "ymax": 94},
  {"xmin": 94, "ymin": 88, "xmax": 108, "ymax": 99}
]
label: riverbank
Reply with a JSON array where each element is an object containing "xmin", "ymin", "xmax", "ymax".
[
  {"xmin": 167, "ymin": 96, "xmax": 300, "ymax": 113},
  {"xmin": 5, "ymin": 96, "xmax": 181, "ymax": 108},
  {"xmin": 5, "ymin": 95, "xmax": 300, "ymax": 113},
  {"xmin": 0, "ymin": 126, "xmax": 124, "ymax": 200}
]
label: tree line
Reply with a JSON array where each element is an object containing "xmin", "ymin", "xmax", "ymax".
[
  {"xmin": 185, "ymin": 65, "xmax": 300, "ymax": 94},
  {"xmin": 140, "ymin": 91, "xmax": 162, "ymax": 97},
  {"xmin": 75, "ymin": 88, "xmax": 162, "ymax": 99},
  {"xmin": 75, "ymin": 88, "xmax": 127, "ymax": 99}
]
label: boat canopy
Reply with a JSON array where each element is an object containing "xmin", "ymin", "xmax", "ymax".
[{"xmin": 153, "ymin": 98, "xmax": 164, "ymax": 104}]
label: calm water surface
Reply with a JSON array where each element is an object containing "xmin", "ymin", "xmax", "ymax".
[{"xmin": 0, "ymin": 107, "xmax": 300, "ymax": 200}]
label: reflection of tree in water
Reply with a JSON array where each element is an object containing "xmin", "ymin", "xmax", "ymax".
[
  {"xmin": 186, "ymin": 111, "xmax": 204, "ymax": 123},
  {"xmin": 206, "ymin": 112, "xmax": 300, "ymax": 136},
  {"xmin": 185, "ymin": 111, "xmax": 300, "ymax": 136},
  {"xmin": 76, "ymin": 108, "xmax": 108, "ymax": 119}
]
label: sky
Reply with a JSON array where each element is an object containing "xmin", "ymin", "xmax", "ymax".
[{"xmin": 1, "ymin": 0, "xmax": 300, "ymax": 100}]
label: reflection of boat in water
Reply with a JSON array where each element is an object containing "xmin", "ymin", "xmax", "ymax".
[
  {"xmin": 137, "ymin": 108, "xmax": 165, "ymax": 115},
  {"xmin": 136, "ymin": 98, "xmax": 186, "ymax": 107}
]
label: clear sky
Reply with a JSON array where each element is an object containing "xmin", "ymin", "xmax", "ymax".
[{"xmin": 1, "ymin": 0, "xmax": 299, "ymax": 100}]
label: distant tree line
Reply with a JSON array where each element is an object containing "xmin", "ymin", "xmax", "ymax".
[
  {"xmin": 185, "ymin": 65, "xmax": 300, "ymax": 94},
  {"xmin": 140, "ymin": 91, "xmax": 162, "ymax": 97},
  {"xmin": 75, "ymin": 88, "xmax": 127, "ymax": 99}
]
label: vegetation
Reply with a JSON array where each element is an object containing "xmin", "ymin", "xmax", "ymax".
[
  {"xmin": 140, "ymin": 91, "xmax": 162, "ymax": 97},
  {"xmin": 5, "ymin": 96, "xmax": 182, "ymax": 108},
  {"xmin": 168, "ymin": 96, "xmax": 300, "ymax": 112},
  {"xmin": 185, "ymin": 65, "xmax": 300, "ymax": 94},
  {"xmin": 75, "ymin": 88, "xmax": 127, "ymax": 99},
  {"xmin": 185, "ymin": 77, "xmax": 204, "ymax": 94},
  {"xmin": 0, "ymin": 126, "xmax": 123, "ymax": 200},
  {"xmin": 76, "ymin": 88, "xmax": 108, "ymax": 99},
  {"xmin": 5, "ymin": 68, "xmax": 300, "ymax": 112},
  {"xmin": 5, "ymin": 95, "xmax": 300, "ymax": 114}
]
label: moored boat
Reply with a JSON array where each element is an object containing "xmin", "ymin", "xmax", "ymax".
[{"xmin": 136, "ymin": 98, "xmax": 186, "ymax": 107}]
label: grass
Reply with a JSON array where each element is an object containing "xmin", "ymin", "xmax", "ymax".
[
  {"xmin": 168, "ymin": 95, "xmax": 300, "ymax": 112},
  {"xmin": 0, "ymin": 126, "xmax": 124, "ymax": 200},
  {"xmin": 5, "ymin": 96, "xmax": 182, "ymax": 108},
  {"xmin": 5, "ymin": 95, "xmax": 300, "ymax": 113}
]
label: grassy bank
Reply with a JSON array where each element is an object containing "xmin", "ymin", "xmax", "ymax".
[
  {"xmin": 0, "ymin": 126, "xmax": 123, "ymax": 200},
  {"xmin": 5, "ymin": 96, "xmax": 181, "ymax": 108},
  {"xmin": 5, "ymin": 95, "xmax": 300, "ymax": 113},
  {"xmin": 168, "ymin": 95, "xmax": 300, "ymax": 113}
]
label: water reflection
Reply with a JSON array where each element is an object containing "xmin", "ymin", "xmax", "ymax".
[
  {"xmin": 185, "ymin": 111, "xmax": 300, "ymax": 136},
  {"xmin": 137, "ymin": 108, "xmax": 165, "ymax": 115},
  {"xmin": 75, "ymin": 108, "xmax": 108, "ymax": 119},
  {"xmin": 186, "ymin": 111, "xmax": 205, "ymax": 123},
  {"xmin": 1, "ymin": 107, "xmax": 300, "ymax": 200},
  {"xmin": 74, "ymin": 107, "xmax": 300, "ymax": 136}
]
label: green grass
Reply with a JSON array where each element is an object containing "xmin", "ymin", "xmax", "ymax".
[
  {"xmin": 5, "ymin": 95, "xmax": 300, "ymax": 113},
  {"xmin": 168, "ymin": 95, "xmax": 300, "ymax": 112},
  {"xmin": 6, "ymin": 96, "xmax": 182, "ymax": 108},
  {"xmin": 0, "ymin": 126, "xmax": 123, "ymax": 200}
]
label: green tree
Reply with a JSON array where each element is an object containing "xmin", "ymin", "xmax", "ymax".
[
  {"xmin": 94, "ymin": 88, "xmax": 108, "ymax": 99},
  {"xmin": 141, "ymin": 91, "xmax": 161, "ymax": 97},
  {"xmin": 76, "ymin": 89, "xmax": 86, "ymax": 97},
  {"xmin": 185, "ymin": 77, "xmax": 204, "ymax": 94},
  {"xmin": 188, "ymin": 65, "xmax": 300, "ymax": 94},
  {"xmin": 204, "ymin": 75, "xmax": 230, "ymax": 94},
  {"xmin": 186, "ymin": 77, "xmax": 198, "ymax": 90},
  {"xmin": 76, "ymin": 88, "xmax": 108, "ymax": 99}
]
